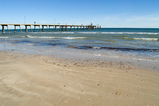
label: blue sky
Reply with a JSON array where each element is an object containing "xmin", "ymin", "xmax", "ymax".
[{"xmin": 0, "ymin": 0, "xmax": 159, "ymax": 28}]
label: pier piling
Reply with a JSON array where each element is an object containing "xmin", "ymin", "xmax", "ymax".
[
  {"xmin": 1, "ymin": 25, "xmax": 10, "ymax": 34},
  {"xmin": 2, "ymin": 25, "xmax": 5, "ymax": 34},
  {"xmin": 47, "ymin": 25, "xmax": 49, "ymax": 32},
  {"xmin": 34, "ymin": 25, "xmax": 36, "ymax": 32},
  {"xmin": 49, "ymin": 26, "xmax": 50, "ymax": 32},
  {"xmin": 42, "ymin": 25, "xmax": 44, "ymax": 32},
  {"xmin": 70, "ymin": 26, "xmax": 72, "ymax": 30},
  {"xmin": 30, "ymin": 25, "xmax": 32, "ymax": 32},
  {"xmin": 25, "ymin": 25, "xmax": 28, "ymax": 32},
  {"xmin": 54, "ymin": 25, "xmax": 57, "ymax": 31},
  {"xmin": 20, "ymin": 25, "xmax": 22, "ymax": 32},
  {"xmin": 14, "ymin": 25, "xmax": 22, "ymax": 33},
  {"xmin": 14, "ymin": 26, "xmax": 16, "ymax": 33},
  {"xmin": 7, "ymin": 25, "xmax": 10, "ymax": 33},
  {"xmin": 65, "ymin": 26, "xmax": 67, "ymax": 31}
]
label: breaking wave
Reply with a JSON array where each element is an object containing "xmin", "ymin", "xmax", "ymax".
[
  {"xmin": 27, "ymin": 35, "xmax": 86, "ymax": 39},
  {"xmin": 77, "ymin": 32, "xmax": 100, "ymax": 34},
  {"xmin": 0, "ymin": 37, "xmax": 9, "ymax": 38},
  {"xmin": 101, "ymin": 32, "xmax": 159, "ymax": 35},
  {"xmin": 124, "ymin": 37, "xmax": 159, "ymax": 41},
  {"xmin": 133, "ymin": 38, "xmax": 159, "ymax": 41},
  {"xmin": 68, "ymin": 45, "xmax": 159, "ymax": 52},
  {"xmin": 76, "ymin": 32, "xmax": 159, "ymax": 35}
]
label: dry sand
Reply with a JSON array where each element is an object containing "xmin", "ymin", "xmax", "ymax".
[{"xmin": 0, "ymin": 51, "xmax": 159, "ymax": 106}]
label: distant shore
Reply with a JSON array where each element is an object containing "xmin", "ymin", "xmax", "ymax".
[{"xmin": 0, "ymin": 51, "xmax": 159, "ymax": 106}]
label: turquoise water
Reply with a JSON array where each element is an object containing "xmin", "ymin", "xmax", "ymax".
[{"xmin": 0, "ymin": 28, "xmax": 159, "ymax": 61}]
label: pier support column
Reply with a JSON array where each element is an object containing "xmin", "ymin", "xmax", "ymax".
[
  {"xmin": 42, "ymin": 25, "xmax": 44, "ymax": 32},
  {"xmin": 80, "ymin": 26, "xmax": 82, "ymax": 30},
  {"xmin": 59, "ymin": 26, "xmax": 61, "ymax": 31},
  {"xmin": 14, "ymin": 26, "xmax": 16, "ymax": 33},
  {"xmin": 60, "ymin": 26, "xmax": 63, "ymax": 31},
  {"xmin": 47, "ymin": 25, "xmax": 49, "ymax": 32},
  {"xmin": 14, "ymin": 25, "xmax": 22, "ymax": 33},
  {"xmin": 1, "ymin": 25, "xmax": 10, "ymax": 34},
  {"xmin": 49, "ymin": 26, "xmax": 50, "ymax": 32},
  {"xmin": 30, "ymin": 25, "xmax": 33, "ymax": 32},
  {"xmin": 74, "ymin": 26, "xmax": 76, "ymax": 30},
  {"xmin": 2, "ymin": 26, "xmax": 4, "ymax": 34},
  {"xmin": 62, "ymin": 26, "xmax": 64, "ymax": 31},
  {"xmin": 34, "ymin": 25, "xmax": 36, "ymax": 32},
  {"xmin": 7, "ymin": 25, "xmax": 10, "ymax": 33},
  {"xmin": 39, "ymin": 25, "xmax": 41, "ymax": 32},
  {"xmin": 20, "ymin": 25, "xmax": 22, "ymax": 33},
  {"xmin": 54, "ymin": 26, "xmax": 57, "ymax": 31},
  {"xmin": 65, "ymin": 26, "xmax": 67, "ymax": 31},
  {"xmin": 88, "ymin": 26, "xmax": 93, "ymax": 30},
  {"xmin": 25, "ymin": 25, "xmax": 28, "ymax": 32},
  {"xmin": 70, "ymin": 26, "xmax": 72, "ymax": 30}
]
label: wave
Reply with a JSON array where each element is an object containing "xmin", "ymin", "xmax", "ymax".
[
  {"xmin": 68, "ymin": 45, "xmax": 159, "ymax": 52},
  {"xmin": 77, "ymin": 32, "xmax": 100, "ymax": 34},
  {"xmin": 27, "ymin": 35, "xmax": 86, "ymax": 39},
  {"xmin": 32, "ymin": 32, "xmax": 75, "ymax": 34},
  {"xmin": 24, "ymin": 43, "xmax": 36, "ymax": 46},
  {"xmin": 61, "ymin": 37, "xmax": 86, "ymax": 39},
  {"xmin": 76, "ymin": 32, "xmax": 159, "ymax": 35},
  {"xmin": 54, "ymin": 32, "xmax": 75, "ymax": 34},
  {"xmin": 134, "ymin": 38, "xmax": 159, "ymax": 41},
  {"xmin": 0, "ymin": 37, "xmax": 9, "ymax": 38},
  {"xmin": 101, "ymin": 32, "xmax": 159, "ymax": 35},
  {"xmin": 124, "ymin": 37, "xmax": 159, "ymax": 41},
  {"xmin": 27, "ymin": 35, "xmax": 56, "ymax": 39}
]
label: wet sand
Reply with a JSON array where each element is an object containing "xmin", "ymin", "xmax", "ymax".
[{"xmin": 0, "ymin": 51, "xmax": 159, "ymax": 106}]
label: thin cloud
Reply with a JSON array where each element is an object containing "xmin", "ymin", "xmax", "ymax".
[
  {"xmin": 99, "ymin": 14, "xmax": 159, "ymax": 28},
  {"xmin": 126, "ymin": 14, "xmax": 159, "ymax": 22}
]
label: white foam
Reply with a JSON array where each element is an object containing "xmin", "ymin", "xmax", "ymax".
[
  {"xmin": 0, "ymin": 37, "xmax": 8, "ymax": 38},
  {"xmin": 93, "ymin": 46, "xmax": 101, "ymax": 49},
  {"xmin": 60, "ymin": 37, "xmax": 86, "ymax": 39},
  {"xmin": 78, "ymin": 32, "xmax": 100, "ymax": 34},
  {"xmin": 25, "ymin": 43, "xmax": 36, "ymax": 46},
  {"xmin": 101, "ymin": 32, "xmax": 123, "ymax": 34},
  {"xmin": 101, "ymin": 32, "xmax": 159, "ymax": 35},
  {"xmin": 27, "ymin": 35, "xmax": 34, "ymax": 38},
  {"xmin": 50, "ymin": 32, "xmax": 74, "ymax": 34},
  {"xmin": 33, "ymin": 32, "xmax": 74, "ymax": 34},
  {"xmin": 27, "ymin": 35, "xmax": 86, "ymax": 39},
  {"xmin": 27, "ymin": 35, "xmax": 55, "ymax": 39},
  {"xmin": 60, "ymin": 32, "xmax": 74, "ymax": 34},
  {"xmin": 134, "ymin": 38, "xmax": 158, "ymax": 41},
  {"xmin": 94, "ymin": 54, "xmax": 102, "ymax": 56}
]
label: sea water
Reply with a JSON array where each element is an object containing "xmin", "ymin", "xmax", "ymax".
[{"xmin": 0, "ymin": 28, "xmax": 159, "ymax": 70}]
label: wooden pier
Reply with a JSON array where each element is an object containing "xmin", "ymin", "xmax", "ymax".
[{"xmin": 0, "ymin": 24, "xmax": 101, "ymax": 34}]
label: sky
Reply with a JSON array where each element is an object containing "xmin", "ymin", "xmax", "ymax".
[{"xmin": 0, "ymin": 0, "xmax": 159, "ymax": 28}]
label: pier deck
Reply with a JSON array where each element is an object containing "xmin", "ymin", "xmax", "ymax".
[{"xmin": 0, "ymin": 24, "xmax": 101, "ymax": 34}]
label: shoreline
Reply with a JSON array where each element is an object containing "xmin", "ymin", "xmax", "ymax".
[
  {"xmin": 0, "ymin": 51, "xmax": 159, "ymax": 106},
  {"xmin": 0, "ymin": 41, "xmax": 159, "ymax": 71}
]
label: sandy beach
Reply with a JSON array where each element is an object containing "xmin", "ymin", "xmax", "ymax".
[{"xmin": 0, "ymin": 51, "xmax": 159, "ymax": 106}]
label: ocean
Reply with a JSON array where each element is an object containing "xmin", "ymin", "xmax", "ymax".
[{"xmin": 0, "ymin": 28, "xmax": 159, "ymax": 70}]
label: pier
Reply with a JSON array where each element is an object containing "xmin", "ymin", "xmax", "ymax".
[{"xmin": 0, "ymin": 24, "xmax": 101, "ymax": 34}]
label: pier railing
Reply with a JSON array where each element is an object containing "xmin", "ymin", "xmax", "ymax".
[{"xmin": 0, "ymin": 24, "xmax": 101, "ymax": 34}]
